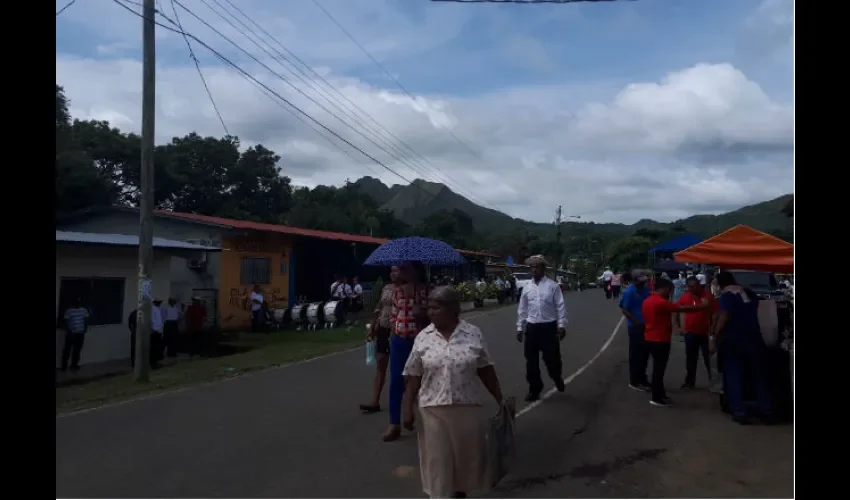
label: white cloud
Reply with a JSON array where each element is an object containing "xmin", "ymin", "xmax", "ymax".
[{"xmin": 56, "ymin": 0, "xmax": 793, "ymax": 225}]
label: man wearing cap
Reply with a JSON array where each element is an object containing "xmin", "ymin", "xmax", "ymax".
[{"xmin": 517, "ymin": 255, "xmax": 568, "ymax": 402}]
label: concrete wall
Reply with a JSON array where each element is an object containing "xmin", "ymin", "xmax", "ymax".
[
  {"xmin": 219, "ymin": 233, "xmax": 293, "ymax": 330},
  {"xmin": 55, "ymin": 244, "xmax": 171, "ymax": 367},
  {"xmin": 58, "ymin": 211, "xmax": 223, "ymax": 308}
]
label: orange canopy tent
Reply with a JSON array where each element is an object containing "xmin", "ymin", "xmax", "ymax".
[{"xmin": 673, "ymin": 225, "xmax": 794, "ymax": 273}]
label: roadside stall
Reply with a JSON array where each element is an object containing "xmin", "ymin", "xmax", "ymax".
[{"xmin": 674, "ymin": 225, "xmax": 793, "ymax": 420}]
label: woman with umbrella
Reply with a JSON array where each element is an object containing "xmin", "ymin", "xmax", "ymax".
[
  {"xmin": 362, "ymin": 237, "xmax": 469, "ymax": 442},
  {"xmin": 384, "ymin": 261, "xmax": 429, "ymax": 441}
]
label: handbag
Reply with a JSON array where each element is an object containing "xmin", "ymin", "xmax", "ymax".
[
  {"xmin": 484, "ymin": 399, "xmax": 516, "ymax": 488},
  {"xmin": 365, "ymin": 340, "xmax": 377, "ymax": 367}
]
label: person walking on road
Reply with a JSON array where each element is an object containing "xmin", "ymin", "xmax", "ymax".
[
  {"xmin": 675, "ymin": 276, "xmax": 717, "ymax": 389},
  {"xmin": 641, "ymin": 279, "xmax": 712, "ymax": 407},
  {"xmin": 601, "ymin": 267, "xmax": 614, "ymax": 299},
  {"xmin": 516, "ymin": 255, "xmax": 568, "ymax": 402},
  {"xmin": 360, "ymin": 265, "xmax": 400, "ymax": 414},
  {"xmin": 713, "ymin": 271, "xmax": 774, "ymax": 425},
  {"xmin": 403, "ymin": 286, "xmax": 508, "ymax": 499},
  {"xmin": 383, "ymin": 261, "xmax": 429, "ymax": 442},
  {"xmin": 610, "ymin": 271, "xmax": 622, "ymax": 300},
  {"xmin": 619, "ymin": 272, "xmax": 652, "ymax": 391}
]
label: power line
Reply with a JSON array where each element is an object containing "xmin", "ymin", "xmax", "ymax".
[
  {"xmin": 310, "ymin": 0, "xmax": 482, "ymax": 159},
  {"xmin": 208, "ymin": 0, "xmax": 498, "ymax": 211},
  {"xmin": 430, "ymin": 0, "xmax": 635, "ymax": 3},
  {"xmin": 168, "ymin": 0, "xmax": 230, "ymax": 136},
  {"xmin": 112, "ymin": 0, "xmax": 426, "ymax": 193},
  {"xmin": 170, "ymin": 0, "xmax": 474, "ymax": 203},
  {"xmin": 56, "ymin": 0, "xmax": 78, "ymax": 16}
]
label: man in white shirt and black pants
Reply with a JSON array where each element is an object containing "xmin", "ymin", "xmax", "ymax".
[{"xmin": 517, "ymin": 255, "xmax": 568, "ymax": 402}]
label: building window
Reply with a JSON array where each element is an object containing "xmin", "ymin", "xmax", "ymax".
[
  {"xmin": 57, "ymin": 278, "xmax": 126, "ymax": 326},
  {"xmin": 241, "ymin": 257, "xmax": 271, "ymax": 285}
]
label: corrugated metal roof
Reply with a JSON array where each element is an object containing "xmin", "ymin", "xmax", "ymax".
[
  {"xmin": 156, "ymin": 210, "xmax": 499, "ymax": 258},
  {"xmin": 56, "ymin": 231, "xmax": 221, "ymax": 251}
]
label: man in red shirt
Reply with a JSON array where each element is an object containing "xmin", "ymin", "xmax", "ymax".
[
  {"xmin": 642, "ymin": 278, "xmax": 712, "ymax": 407},
  {"xmin": 675, "ymin": 276, "xmax": 717, "ymax": 389},
  {"xmin": 185, "ymin": 297, "xmax": 207, "ymax": 357}
]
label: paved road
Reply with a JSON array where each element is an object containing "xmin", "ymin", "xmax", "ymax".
[{"xmin": 56, "ymin": 291, "xmax": 793, "ymax": 498}]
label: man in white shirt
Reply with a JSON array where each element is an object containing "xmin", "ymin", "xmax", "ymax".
[
  {"xmin": 162, "ymin": 298, "xmax": 182, "ymax": 358},
  {"xmin": 350, "ymin": 276, "xmax": 364, "ymax": 316},
  {"xmin": 250, "ymin": 285, "xmax": 264, "ymax": 333},
  {"xmin": 602, "ymin": 267, "xmax": 614, "ymax": 299},
  {"xmin": 517, "ymin": 255, "xmax": 568, "ymax": 402},
  {"xmin": 151, "ymin": 299, "xmax": 165, "ymax": 366}
]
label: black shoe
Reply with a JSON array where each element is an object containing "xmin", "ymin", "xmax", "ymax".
[
  {"xmin": 524, "ymin": 393, "xmax": 540, "ymax": 402},
  {"xmin": 554, "ymin": 379, "xmax": 566, "ymax": 392},
  {"xmin": 452, "ymin": 493, "xmax": 467, "ymax": 499},
  {"xmin": 359, "ymin": 404, "xmax": 381, "ymax": 413},
  {"xmin": 650, "ymin": 398, "xmax": 673, "ymax": 407},
  {"xmin": 680, "ymin": 383, "xmax": 695, "ymax": 390},
  {"xmin": 629, "ymin": 384, "xmax": 651, "ymax": 392}
]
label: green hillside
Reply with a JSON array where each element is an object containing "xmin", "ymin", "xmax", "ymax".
[{"xmin": 352, "ymin": 177, "xmax": 793, "ymax": 239}]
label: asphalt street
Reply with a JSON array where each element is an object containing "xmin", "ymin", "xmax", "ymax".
[{"xmin": 56, "ymin": 291, "xmax": 793, "ymax": 498}]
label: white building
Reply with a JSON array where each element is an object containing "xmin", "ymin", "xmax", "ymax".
[{"xmin": 55, "ymin": 231, "xmax": 221, "ymax": 368}]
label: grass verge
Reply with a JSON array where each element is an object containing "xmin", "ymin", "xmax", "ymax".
[
  {"xmin": 56, "ymin": 302, "xmax": 514, "ymax": 414},
  {"xmin": 56, "ymin": 328, "xmax": 362, "ymax": 414}
]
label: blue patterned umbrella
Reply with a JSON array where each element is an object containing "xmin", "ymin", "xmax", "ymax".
[{"xmin": 363, "ymin": 237, "xmax": 468, "ymax": 267}]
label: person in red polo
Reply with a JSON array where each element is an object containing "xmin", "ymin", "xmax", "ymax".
[
  {"xmin": 642, "ymin": 278, "xmax": 712, "ymax": 407},
  {"xmin": 675, "ymin": 276, "xmax": 718, "ymax": 389}
]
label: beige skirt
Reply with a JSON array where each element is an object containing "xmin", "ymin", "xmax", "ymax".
[{"xmin": 418, "ymin": 405, "xmax": 487, "ymax": 499}]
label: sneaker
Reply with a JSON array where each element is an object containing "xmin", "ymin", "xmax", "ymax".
[
  {"xmin": 629, "ymin": 384, "xmax": 651, "ymax": 392},
  {"xmin": 650, "ymin": 398, "xmax": 673, "ymax": 407}
]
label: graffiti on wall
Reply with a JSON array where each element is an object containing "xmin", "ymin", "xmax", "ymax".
[{"xmin": 228, "ymin": 286, "xmax": 288, "ymax": 311}]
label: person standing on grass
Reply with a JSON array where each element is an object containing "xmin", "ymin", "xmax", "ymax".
[
  {"xmin": 516, "ymin": 255, "xmax": 567, "ymax": 402},
  {"xmin": 641, "ymin": 279, "xmax": 712, "ymax": 407},
  {"xmin": 383, "ymin": 261, "xmax": 429, "ymax": 442},
  {"xmin": 675, "ymin": 276, "xmax": 717, "ymax": 389},
  {"xmin": 151, "ymin": 299, "xmax": 165, "ymax": 367},
  {"xmin": 250, "ymin": 285, "xmax": 264, "ymax": 333},
  {"xmin": 162, "ymin": 298, "xmax": 182, "ymax": 358},
  {"xmin": 619, "ymin": 272, "xmax": 652, "ymax": 391},
  {"xmin": 360, "ymin": 265, "xmax": 400, "ymax": 414},
  {"xmin": 185, "ymin": 297, "xmax": 207, "ymax": 357},
  {"xmin": 61, "ymin": 297, "xmax": 90, "ymax": 372}
]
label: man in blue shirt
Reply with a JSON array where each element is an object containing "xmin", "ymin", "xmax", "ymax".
[
  {"xmin": 619, "ymin": 272, "xmax": 652, "ymax": 391},
  {"xmin": 714, "ymin": 271, "xmax": 773, "ymax": 424}
]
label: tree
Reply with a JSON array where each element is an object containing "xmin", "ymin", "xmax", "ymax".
[
  {"xmin": 781, "ymin": 197, "xmax": 793, "ymax": 218},
  {"xmin": 606, "ymin": 236, "xmax": 654, "ymax": 271}
]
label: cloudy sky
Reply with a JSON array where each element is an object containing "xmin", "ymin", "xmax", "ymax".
[{"xmin": 56, "ymin": 0, "xmax": 794, "ymax": 224}]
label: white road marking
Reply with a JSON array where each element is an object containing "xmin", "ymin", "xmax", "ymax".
[
  {"xmin": 57, "ymin": 306, "xmax": 511, "ymax": 419},
  {"xmin": 516, "ymin": 316, "xmax": 625, "ymax": 419}
]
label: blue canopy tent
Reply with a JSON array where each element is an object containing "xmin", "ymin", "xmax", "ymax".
[{"xmin": 648, "ymin": 234, "xmax": 703, "ymax": 254}]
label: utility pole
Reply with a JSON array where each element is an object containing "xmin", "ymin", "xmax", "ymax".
[
  {"xmin": 554, "ymin": 205, "xmax": 562, "ymax": 271},
  {"xmin": 134, "ymin": 0, "xmax": 157, "ymax": 383}
]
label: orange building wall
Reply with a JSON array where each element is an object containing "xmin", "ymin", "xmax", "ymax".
[{"xmin": 219, "ymin": 233, "xmax": 292, "ymax": 330}]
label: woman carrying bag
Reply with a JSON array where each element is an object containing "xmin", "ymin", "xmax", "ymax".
[{"xmin": 402, "ymin": 286, "xmax": 510, "ymax": 498}]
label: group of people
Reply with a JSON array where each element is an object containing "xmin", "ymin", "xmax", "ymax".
[
  {"xmin": 619, "ymin": 269, "xmax": 775, "ymax": 424},
  {"xmin": 128, "ymin": 297, "xmax": 208, "ymax": 369},
  {"xmin": 329, "ymin": 274, "xmax": 365, "ymax": 324},
  {"xmin": 357, "ymin": 255, "xmax": 568, "ymax": 498},
  {"xmin": 58, "ymin": 295, "xmax": 207, "ymax": 373}
]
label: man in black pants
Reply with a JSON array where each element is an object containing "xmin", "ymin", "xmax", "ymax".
[
  {"xmin": 619, "ymin": 272, "xmax": 651, "ymax": 391},
  {"xmin": 516, "ymin": 255, "xmax": 568, "ymax": 402},
  {"xmin": 674, "ymin": 276, "xmax": 716, "ymax": 389},
  {"xmin": 641, "ymin": 279, "xmax": 711, "ymax": 406}
]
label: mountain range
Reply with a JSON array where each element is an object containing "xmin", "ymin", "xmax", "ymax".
[{"xmin": 351, "ymin": 176, "xmax": 793, "ymax": 239}]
